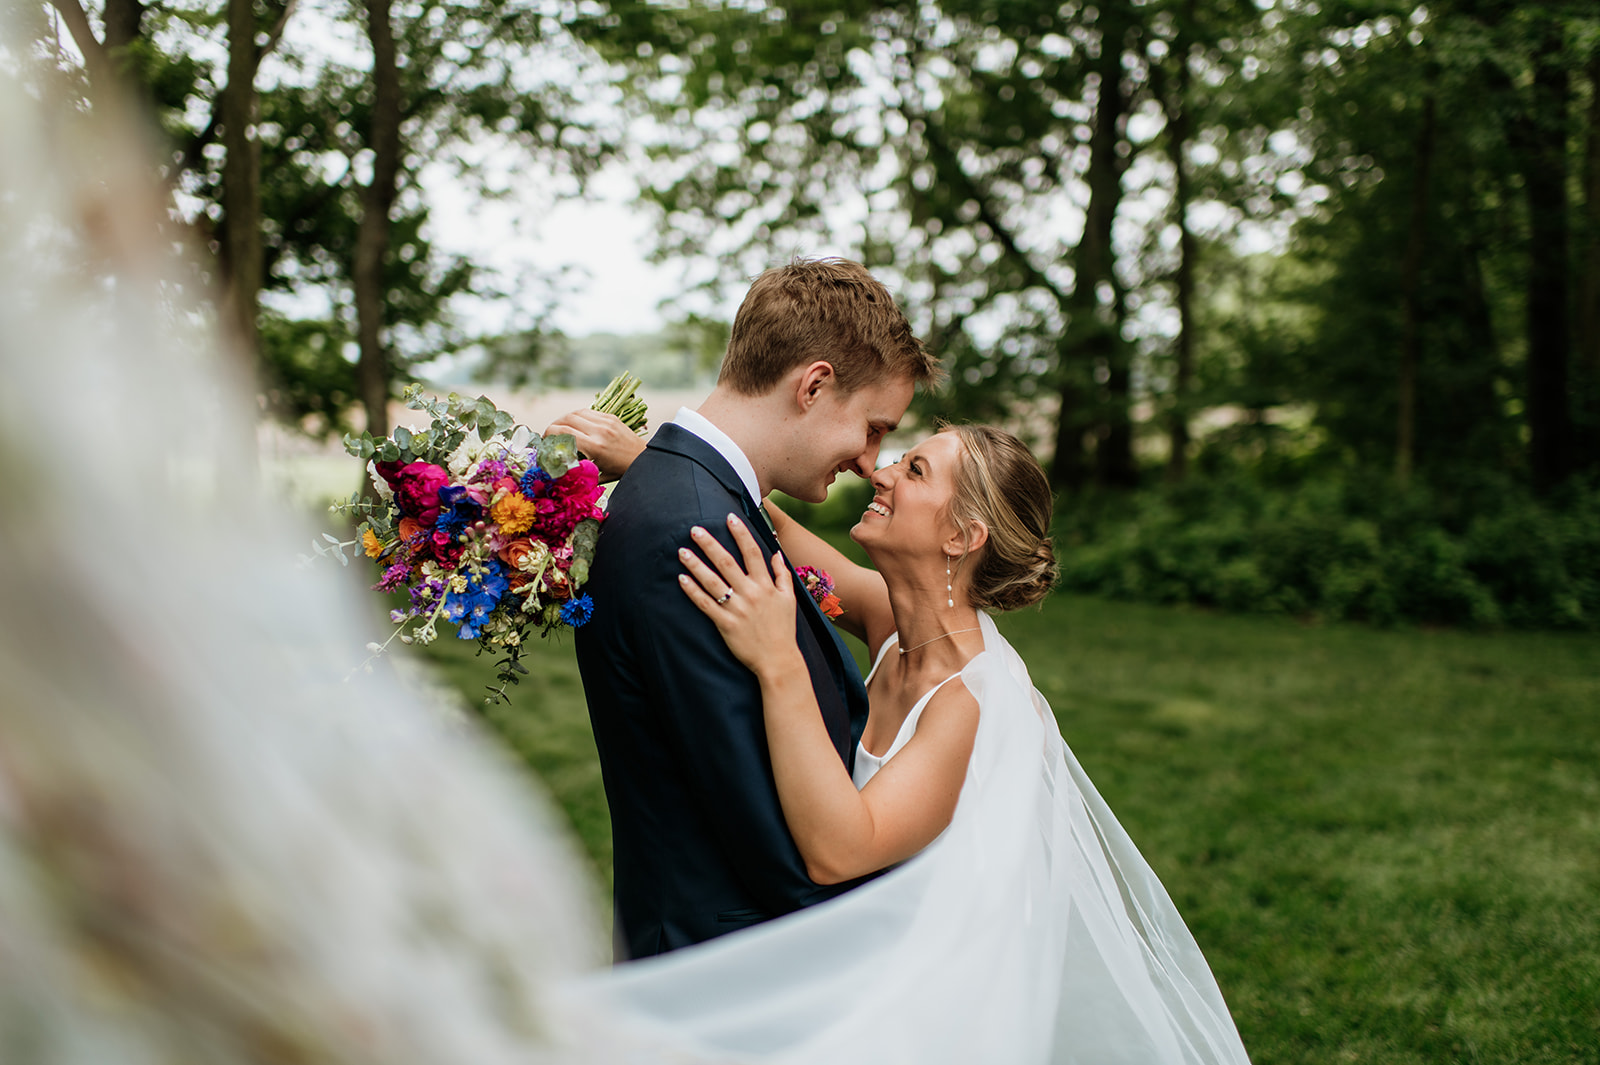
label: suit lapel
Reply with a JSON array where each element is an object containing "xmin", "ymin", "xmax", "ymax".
[
  {"xmin": 648, "ymin": 424, "xmax": 869, "ymax": 758},
  {"xmin": 651, "ymin": 425, "xmax": 836, "ymax": 641}
]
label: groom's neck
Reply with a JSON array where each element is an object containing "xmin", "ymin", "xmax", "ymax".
[{"xmin": 696, "ymin": 385, "xmax": 786, "ymax": 498}]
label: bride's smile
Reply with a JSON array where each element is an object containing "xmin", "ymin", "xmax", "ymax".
[{"xmin": 851, "ymin": 431, "xmax": 969, "ymax": 564}]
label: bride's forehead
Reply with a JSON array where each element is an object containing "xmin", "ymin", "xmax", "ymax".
[{"xmin": 909, "ymin": 432, "xmax": 965, "ymax": 463}]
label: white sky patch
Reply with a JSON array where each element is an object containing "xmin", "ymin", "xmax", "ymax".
[{"xmin": 422, "ymin": 155, "xmax": 687, "ymax": 337}]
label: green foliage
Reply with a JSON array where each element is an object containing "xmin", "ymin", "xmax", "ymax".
[
  {"xmin": 1056, "ymin": 471, "xmax": 1600, "ymax": 630},
  {"xmin": 257, "ymin": 310, "xmax": 359, "ymax": 439}
]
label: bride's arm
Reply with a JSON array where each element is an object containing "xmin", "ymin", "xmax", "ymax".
[
  {"xmin": 765, "ymin": 500, "xmax": 892, "ymax": 649},
  {"xmin": 680, "ymin": 517, "xmax": 977, "ymax": 883}
]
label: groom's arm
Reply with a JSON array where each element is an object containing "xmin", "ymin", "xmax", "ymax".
[{"xmin": 632, "ymin": 524, "xmax": 837, "ymax": 911}]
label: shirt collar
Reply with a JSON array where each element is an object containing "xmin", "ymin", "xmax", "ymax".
[{"xmin": 670, "ymin": 407, "xmax": 762, "ymax": 505}]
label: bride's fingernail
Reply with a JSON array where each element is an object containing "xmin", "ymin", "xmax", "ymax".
[
  {"xmin": 690, "ymin": 526, "xmax": 706, "ymax": 538},
  {"xmin": 727, "ymin": 514, "xmax": 743, "ymax": 527},
  {"xmin": 678, "ymin": 547, "xmax": 691, "ymax": 559}
]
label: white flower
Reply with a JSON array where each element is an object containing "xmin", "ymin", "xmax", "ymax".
[
  {"xmin": 515, "ymin": 540, "xmax": 552, "ymax": 574},
  {"xmin": 446, "ymin": 428, "xmax": 486, "ymax": 478},
  {"xmin": 367, "ymin": 459, "xmax": 394, "ymax": 501}
]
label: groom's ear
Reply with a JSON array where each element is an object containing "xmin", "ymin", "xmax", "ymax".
[{"xmin": 793, "ymin": 361, "xmax": 837, "ymax": 411}]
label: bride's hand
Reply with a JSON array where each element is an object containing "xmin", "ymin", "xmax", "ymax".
[
  {"xmin": 679, "ymin": 514, "xmax": 802, "ymax": 678},
  {"xmin": 543, "ymin": 409, "xmax": 645, "ymax": 482}
]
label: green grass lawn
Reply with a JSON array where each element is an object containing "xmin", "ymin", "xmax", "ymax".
[{"xmin": 417, "ymin": 592, "xmax": 1600, "ymax": 1064}]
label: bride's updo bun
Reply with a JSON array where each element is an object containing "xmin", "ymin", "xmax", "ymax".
[{"xmin": 944, "ymin": 425, "xmax": 1058, "ymax": 612}]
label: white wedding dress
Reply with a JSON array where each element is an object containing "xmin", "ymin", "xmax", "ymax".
[{"xmin": 566, "ymin": 619, "xmax": 1253, "ymax": 1065}]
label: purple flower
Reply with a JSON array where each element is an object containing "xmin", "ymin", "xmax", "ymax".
[
  {"xmin": 374, "ymin": 562, "xmax": 412, "ymax": 593},
  {"xmin": 409, "ymin": 579, "xmax": 446, "ymax": 609},
  {"xmin": 473, "ymin": 458, "xmax": 509, "ymax": 483}
]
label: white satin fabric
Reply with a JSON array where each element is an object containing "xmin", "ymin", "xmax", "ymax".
[{"xmin": 568, "ymin": 613, "xmax": 1253, "ymax": 1065}]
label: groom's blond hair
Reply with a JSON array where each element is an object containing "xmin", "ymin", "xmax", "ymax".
[{"xmin": 718, "ymin": 258, "xmax": 942, "ymax": 395}]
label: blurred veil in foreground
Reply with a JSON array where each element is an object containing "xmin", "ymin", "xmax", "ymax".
[{"xmin": 0, "ymin": 10, "xmax": 635, "ymax": 1062}]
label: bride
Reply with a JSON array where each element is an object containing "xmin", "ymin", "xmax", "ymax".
[{"xmin": 562, "ymin": 419, "xmax": 1254, "ymax": 1065}]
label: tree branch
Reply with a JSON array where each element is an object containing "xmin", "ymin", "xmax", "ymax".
[{"xmin": 46, "ymin": 0, "xmax": 114, "ymax": 94}]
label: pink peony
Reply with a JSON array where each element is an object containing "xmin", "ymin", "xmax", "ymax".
[{"xmin": 378, "ymin": 461, "xmax": 450, "ymax": 525}]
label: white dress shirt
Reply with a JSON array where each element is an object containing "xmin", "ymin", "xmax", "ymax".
[{"xmin": 670, "ymin": 406, "xmax": 763, "ymax": 505}]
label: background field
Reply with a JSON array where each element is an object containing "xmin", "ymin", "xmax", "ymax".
[{"xmin": 414, "ymin": 577, "xmax": 1600, "ymax": 1065}]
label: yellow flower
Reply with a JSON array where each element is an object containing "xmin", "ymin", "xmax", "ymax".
[
  {"xmin": 361, "ymin": 528, "xmax": 385, "ymax": 559},
  {"xmin": 490, "ymin": 490, "xmax": 539, "ymax": 537}
]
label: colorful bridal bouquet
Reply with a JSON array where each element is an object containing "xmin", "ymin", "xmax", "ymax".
[{"xmin": 317, "ymin": 375, "xmax": 647, "ymax": 701}]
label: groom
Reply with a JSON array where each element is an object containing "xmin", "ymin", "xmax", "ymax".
[{"xmin": 570, "ymin": 259, "xmax": 938, "ymax": 960}]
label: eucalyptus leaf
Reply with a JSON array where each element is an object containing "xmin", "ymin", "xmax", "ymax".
[{"xmin": 539, "ymin": 433, "xmax": 579, "ymax": 479}]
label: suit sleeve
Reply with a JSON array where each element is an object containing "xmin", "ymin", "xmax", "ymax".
[{"xmin": 627, "ymin": 509, "xmax": 829, "ymax": 913}]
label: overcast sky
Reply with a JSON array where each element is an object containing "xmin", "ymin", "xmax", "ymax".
[{"xmin": 423, "ymin": 159, "xmax": 689, "ymax": 339}]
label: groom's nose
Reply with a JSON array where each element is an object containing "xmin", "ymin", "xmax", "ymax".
[{"xmin": 839, "ymin": 444, "xmax": 878, "ymax": 479}]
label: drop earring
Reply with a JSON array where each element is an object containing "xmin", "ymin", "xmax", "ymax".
[{"xmin": 946, "ymin": 555, "xmax": 955, "ymax": 608}]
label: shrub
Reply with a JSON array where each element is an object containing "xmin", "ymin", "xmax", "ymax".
[{"xmin": 1055, "ymin": 472, "xmax": 1599, "ymax": 631}]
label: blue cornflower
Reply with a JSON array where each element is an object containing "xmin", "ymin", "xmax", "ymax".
[
  {"xmin": 559, "ymin": 594, "xmax": 595, "ymax": 628},
  {"xmin": 519, "ymin": 464, "xmax": 553, "ymax": 496},
  {"xmin": 435, "ymin": 484, "xmax": 483, "ymax": 540}
]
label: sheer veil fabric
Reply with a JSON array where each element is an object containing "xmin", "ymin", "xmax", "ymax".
[{"xmin": 567, "ymin": 614, "xmax": 1252, "ymax": 1065}]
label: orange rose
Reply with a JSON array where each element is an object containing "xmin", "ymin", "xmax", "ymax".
[
  {"xmin": 361, "ymin": 528, "xmax": 385, "ymax": 559},
  {"xmin": 399, "ymin": 517, "xmax": 423, "ymax": 543},
  {"xmin": 818, "ymin": 593, "xmax": 844, "ymax": 620},
  {"xmin": 507, "ymin": 573, "xmax": 531, "ymax": 591},
  {"xmin": 500, "ymin": 538, "xmax": 535, "ymax": 569}
]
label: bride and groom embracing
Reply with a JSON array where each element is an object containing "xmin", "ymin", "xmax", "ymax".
[{"xmin": 547, "ymin": 259, "xmax": 1252, "ymax": 1064}]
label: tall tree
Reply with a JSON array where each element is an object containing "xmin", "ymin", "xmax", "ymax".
[
  {"xmin": 1395, "ymin": 86, "xmax": 1436, "ymax": 486},
  {"xmin": 354, "ymin": 0, "xmax": 403, "ymax": 438},
  {"xmin": 1153, "ymin": 0, "xmax": 1199, "ymax": 482},
  {"xmin": 219, "ymin": 0, "xmax": 267, "ymax": 363},
  {"xmin": 1515, "ymin": 8, "xmax": 1574, "ymax": 492},
  {"xmin": 1578, "ymin": 44, "xmax": 1600, "ymax": 472}
]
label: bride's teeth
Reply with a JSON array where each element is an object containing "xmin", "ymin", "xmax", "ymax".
[{"xmin": 867, "ymin": 501, "xmax": 890, "ymax": 516}]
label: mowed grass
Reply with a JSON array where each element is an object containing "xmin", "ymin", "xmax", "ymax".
[{"xmin": 418, "ymin": 591, "xmax": 1600, "ymax": 1064}]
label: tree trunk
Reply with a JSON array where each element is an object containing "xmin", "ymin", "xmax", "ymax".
[
  {"xmin": 221, "ymin": 0, "xmax": 262, "ymax": 371},
  {"xmin": 1163, "ymin": 2, "xmax": 1196, "ymax": 483},
  {"xmin": 1517, "ymin": 18, "xmax": 1574, "ymax": 493},
  {"xmin": 1579, "ymin": 47, "xmax": 1600, "ymax": 473},
  {"xmin": 48, "ymin": 0, "xmax": 143, "ymax": 108},
  {"xmin": 1396, "ymin": 91, "xmax": 1436, "ymax": 487},
  {"xmin": 354, "ymin": 0, "xmax": 402, "ymax": 439},
  {"xmin": 1056, "ymin": 0, "xmax": 1131, "ymax": 490}
]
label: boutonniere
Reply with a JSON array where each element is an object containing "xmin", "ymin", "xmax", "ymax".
[{"xmin": 795, "ymin": 565, "xmax": 844, "ymax": 620}]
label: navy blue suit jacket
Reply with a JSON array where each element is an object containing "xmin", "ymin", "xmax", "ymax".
[{"xmin": 575, "ymin": 424, "xmax": 872, "ymax": 960}]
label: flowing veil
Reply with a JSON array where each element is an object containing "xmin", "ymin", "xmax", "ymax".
[
  {"xmin": 0, "ymin": 12, "xmax": 1247, "ymax": 1060},
  {"xmin": 565, "ymin": 613, "xmax": 1252, "ymax": 1065}
]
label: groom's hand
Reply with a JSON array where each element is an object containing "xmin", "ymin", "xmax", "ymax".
[
  {"xmin": 544, "ymin": 409, "xmax": 646, "ymax": 482},
  {"xmin": 678, "ymin": 514, "xmax": 803, "ymax": 679}
]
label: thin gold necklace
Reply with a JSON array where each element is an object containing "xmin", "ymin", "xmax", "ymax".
[{"xmin": 898, "ymin": 627, "xmax": 981, "ymax": 656}]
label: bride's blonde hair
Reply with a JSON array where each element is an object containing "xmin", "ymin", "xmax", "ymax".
[{"xmin": 942, "ymin": 425, "xmax": 1058, "ymax": 612}]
